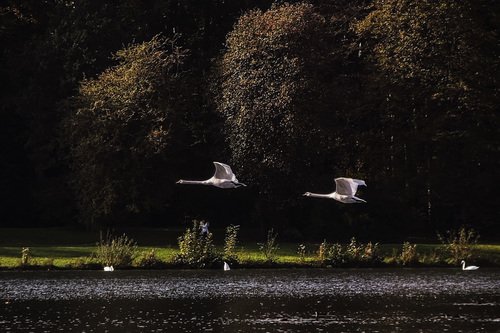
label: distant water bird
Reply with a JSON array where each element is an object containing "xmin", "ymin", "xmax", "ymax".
[
  {"xmin": 176, "ymin": 162, "xmax": 246, "ymax": 188},
  {"xmin": 461, "ymin": 260, "xmax": 479, "ymax": 271},
  {"xmin": 103, "ymin": 266, "xmax": 114, "ymax": 272},
  {"xmin": 224, "ymin": 262, "xmax": 230, "ymax": 271},
  {"xmin": 303, "ymin": 177, "xmax": 367, "ymax": 203}
]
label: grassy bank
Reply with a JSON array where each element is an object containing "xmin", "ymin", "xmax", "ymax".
[{"xmin": 1, "ymin": 228, "xmax": 499, "ymax": 269}]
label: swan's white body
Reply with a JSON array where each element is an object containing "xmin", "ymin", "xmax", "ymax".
[
  {"xmin": 103, "ymin": 266, "xmax": 114, "ymax": 272},
  {"xmin": 461, "ymin": 260, "xmax": 479, "ymax": 271},
  {"xmin": 177, "ymin": 162, "xmax": 246, "ymax": 188},
  {"xmin": 303, "ymin": 177, "xmax": 367, "ymax": 203},
  {"xmin": 224, "ymin": 262, "xmax": 230, "ymax": 271}
]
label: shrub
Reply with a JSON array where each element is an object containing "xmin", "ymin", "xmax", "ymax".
[
  {"xmin": 223, "ymin": 225, "xmax": 240, "ymax": 264},
  {"xmin": 258, "ymin": 229, "xmax": 279, "ymax": 263},
  {"xmin": 21, "ymin": 247, "xmax": 32, "ymax": 266},
  {"xmin": 175, "ymin": 220, "xmax": 218, "ymax": 268},
  {"xmin": 317, "ymin": 240, "xmax": 344, "ymax": 266},
  {"xmin": 328, "ymin": 243, "xmax": 344, "ymax": 265},
  {"xmin": 318, "ymin": 238, "xmax": 380, "ymax": 266},
  {"xmin": 297, "ymin": 244, "xmax": 307, "ymax": 264},
  {"xmin": 317, "ymin": 240, "xmax": 328, "ymax": 264},
  {"xmin": 438, "ymin": 226, "xmax": 479, "ymax": 264},
  {"xmin": 93, "ymin": 233, "xmax": 137, "ymax": 267},
  {"xmin": 400, "ymin": 242, "xmax": 418, "ymax": 266},
  {"xmin": 362, "ymin": 242, "xmax": 380, "ymax": 263},
  {"xmin": 345, "ymin": 237, "xmax": 363, "ymax": 262}
]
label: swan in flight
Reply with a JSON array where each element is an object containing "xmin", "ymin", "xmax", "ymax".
[
  {"xmin": 461, "ymin": 260, "xmax": 479, "ymax": 271},
  {"xmin": 176, "ymin": 162, "xmax": 246, "ymax": 188},
  {"xmin": 303, "ymin": 177, "xmax": 367, "ymax": 203},
  {"xmin": 103, "ymin": 266, "xmax": 114, "ymax": 272},
  {"xmin": 224, "ymin": 262, "xmax": 231, "ymax": 271}
]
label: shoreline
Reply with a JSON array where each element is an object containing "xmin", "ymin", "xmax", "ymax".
[
  {"xmin": 2, "ymin": 256, "xmax": 499, "ymax": 271},
  {"xmin": 2, "ymin": 229, "xmax": 499, "ymax": 271}
]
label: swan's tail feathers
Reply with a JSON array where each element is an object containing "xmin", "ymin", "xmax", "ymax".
[
  {"xmin": 353, "ymin": 179, "xmax": 367, "ymax": 187},
  {"xmin": 352, "ymin": 196, "xmax": 367, "ymax": 203}
]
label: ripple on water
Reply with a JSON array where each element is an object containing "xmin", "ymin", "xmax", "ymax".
[
  {"xmin": 0, "ymin": 269, "xmax": 499, "ymax": 301},
  {"xmin": 0, "ymin": 269, "xmax": 499, "ymax": 333}
]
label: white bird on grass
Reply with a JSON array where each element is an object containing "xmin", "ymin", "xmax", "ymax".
[
  {"xmin": 103, "ymin": 266, "xmax": 114, "ymax": 272},
  {"xmin": 461, "ymin": 260, "xmax": 479, "ymax": 271},
  {"xmin": 224, "ymin": 262, "xmax": 231, "ymax": 271},
  {"xmin": 176, "ymin": 162, "xmax": 246, "ymax": 188},
  {"xmin": 303, "ymin": 177, "xmax": 367, "ymax": 203}
]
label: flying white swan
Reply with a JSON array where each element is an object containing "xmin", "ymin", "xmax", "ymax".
[
  {"xmin": 176, "ymin": 162, "xmax": 246, "ymax": 188},
  {"xmin": 461, "ymin": 260, "xmax": 479, "ymax": 271},
  {"xmin": 303, "ymin": 177, "xmax": 367, "ymax": 203},
  {"xmin": 103, "ymin": 266, "xmax": 114, "ymax": 272},
  {"xmin": 224, "ymin": 262, "xmax": 231, "ymax": 271}
]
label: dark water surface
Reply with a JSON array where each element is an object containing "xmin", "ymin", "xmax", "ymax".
[{"xmin": 1, "ymin": 268, "xmax": 499, "ymax": 332}]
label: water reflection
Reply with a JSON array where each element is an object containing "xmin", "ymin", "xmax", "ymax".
[{"xmin": 1, "ymin": 269, "xmax": 499, "ymax": 332}]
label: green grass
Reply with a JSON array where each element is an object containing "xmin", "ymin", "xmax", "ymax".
[{"xmin": 1, "ymin": 228, "xmax": 499, "ymax": 269}]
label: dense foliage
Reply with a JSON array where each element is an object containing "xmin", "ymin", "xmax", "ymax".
[
  {"xmin": 218, "ymin": 3, "xmax": 331, "ymax": 197},
  {"xmin": 0, "ymin": 1, "xmax": 498, "ymax": 241},
  {"xmin": 355, "ymin": 0, "xmax": 499, "ymax": 234},
  {"xmin": 66, "ymin": 35, "xmax": 187, "ymax": 228},
  {"xmin": 93, "ymin": 233, "xmax": 138, "ymax": 267},
  {"xmin": 175, "ymin": 220, "xmax": 218, "ymax": 268}
]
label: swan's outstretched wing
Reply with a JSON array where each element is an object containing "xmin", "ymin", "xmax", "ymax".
[
  {"xmin": 213, "ymin": 162, "xmax": 237, "ymax": 181},
  {"xmin": 335, "ymin": 178, "xmax": 366, "ymax": 196}
]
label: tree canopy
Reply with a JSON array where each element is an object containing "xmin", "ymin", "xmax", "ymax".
[
  {"xmin": 0, "ymin": 1, "xmax": 498, "ymax": 240},
  {"xmin": 66, "ymin": 35, "xmax": 188, "ymax": 228}
]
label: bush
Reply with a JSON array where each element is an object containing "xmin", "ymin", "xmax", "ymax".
[
  {"xmin": 21, "ymin": 247, "xmax": 32, "ymax": 266},
  {"xmin": 438, "ymin": 226, "xmax": 479, "ymax": 264},
  {"xmin": 93, "ymin": 233, "xmax": 137, "ymax": 267},
  {"xmin": 400, "ymin": 242, "xmax": 418, "ymax": 266},
  {"xmin": 297, "ymin": 244, "xmax": 307, "ymax": 264},
  {"xmin": 317, "ymin": 240, "xmax": 328, "ymax": 264},
  {"xmin": 223, "ymin": 225, "xmax": 240, "ymax": 264},
  {"xmin": 317, "ymin": 240, "xmax": 344, "ymax": 266},
  {"xmin": 318, "ymin": 238, "xmax": 380, "ymax": 267},
  {"xmin": 362, "ymin": 242, "xmax": 380, "ymax": 263},
  {"xmin": 345, "ymin": 237, "xmax": 364, "ymax": 262},
  {"xmin": 175, "ymin": 220, "xmax": 218, "ymax": 268},
  {"xmin": 258, "ymin": 229, "xmax": 279, "ymax": 263}
]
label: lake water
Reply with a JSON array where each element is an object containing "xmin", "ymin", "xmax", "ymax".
[{"xmin": 1, "ymin": 268, "xmax": 499, "ymax": 332}]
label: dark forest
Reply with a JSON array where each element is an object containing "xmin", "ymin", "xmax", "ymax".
[{"xmin": 0, "ymin": 0, "xmax": 498, "ymax": 241}]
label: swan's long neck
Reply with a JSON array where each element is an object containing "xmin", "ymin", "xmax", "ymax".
[
  {"xmin": 306, "ymin": 192, "xmax": 333, "ymax": 199},
  {"xmin": 178, "ymin": 179, "xmax": 211, "ymax": 185},
  {"xmin": 462, "ymin": 261, "xmax": 466, "ymax": 270}
]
